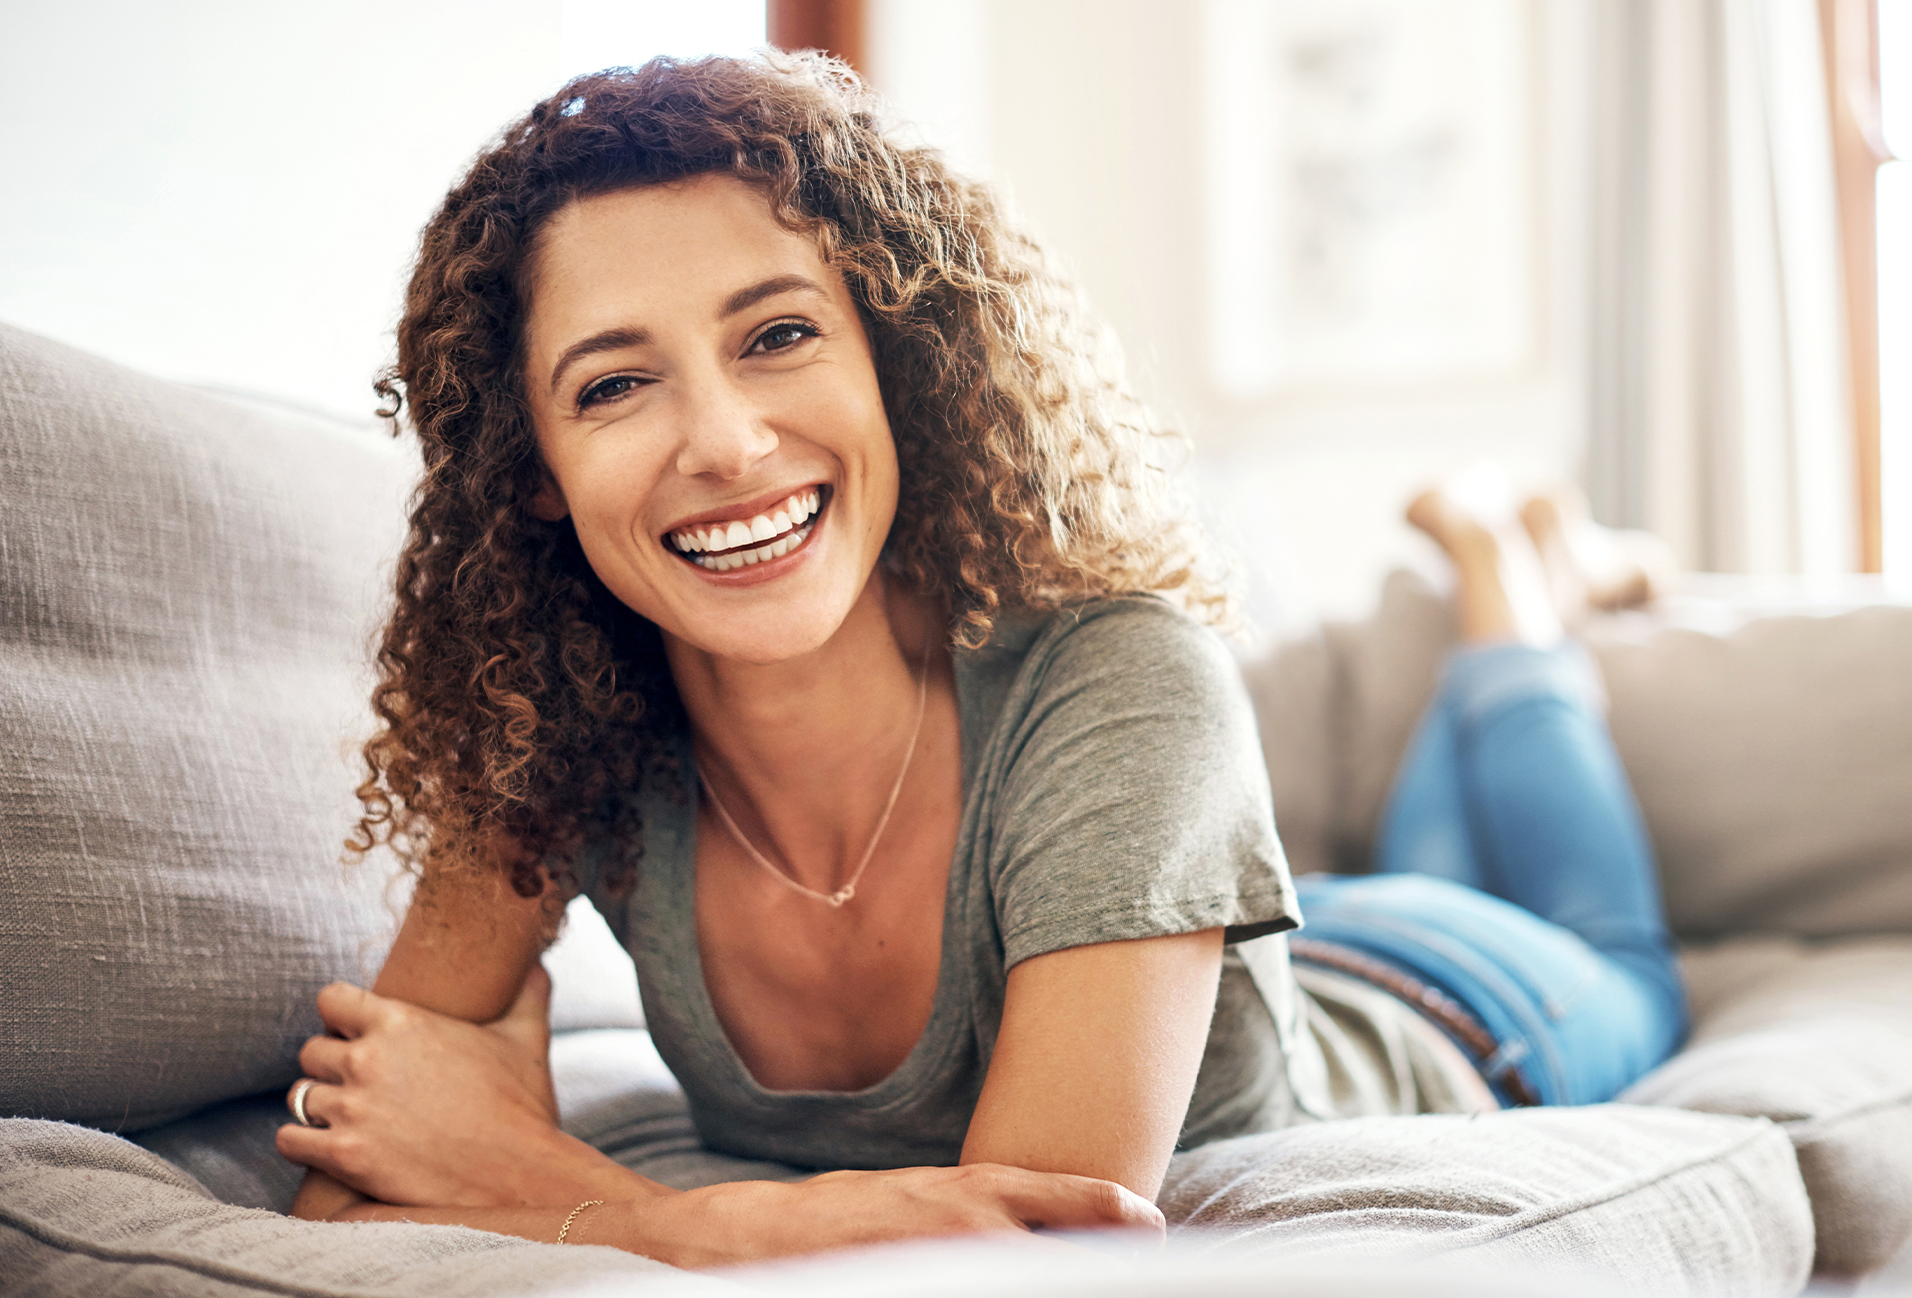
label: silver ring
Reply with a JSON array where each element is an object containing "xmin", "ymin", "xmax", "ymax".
[{"xmin": 289, "ymin": 1078, "xmax": 321, "ymax": 1128}]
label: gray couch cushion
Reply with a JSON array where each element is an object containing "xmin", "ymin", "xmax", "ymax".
[
  {"xmin": 1242, "ymin": 568, "xmax": 1912, "ymax": 939},
  {"xmin": 0, "ymin": 324, "xmax": 641, "ymax": 1132},
  {"xmin": 1623, "ymin": 936, "xmax": 1912, "ymax": 1277},
  {"xmin": 0, "ymin": 1119, "xmax": 682, "ymax": 1297},
  {"xmin": 10, "ymin": 1098, "xmax": 1810, "ymax": 1298},
  {"xmin": 1161, "ymin": 1103, "xmax": 1813, "ymax": 1297}
]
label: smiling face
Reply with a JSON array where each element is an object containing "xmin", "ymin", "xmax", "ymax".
[{"xmin": 520, "ymin": 174, "xmax": 898, "ymax": 666}]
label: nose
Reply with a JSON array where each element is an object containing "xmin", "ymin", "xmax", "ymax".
[{"xmin": 673, "ymin": 372, "xmax": 779, "ymax": 481}]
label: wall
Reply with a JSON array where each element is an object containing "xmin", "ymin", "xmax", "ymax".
[
  {"xmin": 0, "ymin": 0, "xmax": 759, "ymax": 423},
  {"xmin": 870, "ymin": 0, "xmax": 1597, "ymax": 626}
]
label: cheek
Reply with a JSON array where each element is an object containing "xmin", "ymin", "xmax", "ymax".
[{"xmin": 554, "ymin": 440, "xmax": 672, "ymax": 559}]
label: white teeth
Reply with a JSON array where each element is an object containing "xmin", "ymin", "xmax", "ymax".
[{"xmin": 671, "ymin": 488, "xmax": 826, "ymax": 565}]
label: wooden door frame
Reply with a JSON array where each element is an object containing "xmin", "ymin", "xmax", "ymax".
[
  {"xmin": 767, "ymin": 0, "xmax": 866, "ymax": 74},
  {"xmin": 1818, "ymin": 0, "xmax": 1890, "ymax": 572}
]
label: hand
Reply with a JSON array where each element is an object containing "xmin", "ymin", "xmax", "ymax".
[
  {"xmin": 276, "ymin": 966, "xmax": 633, "ymax": 1208},
  {"xmin": 629, "ymin": 1163, "xmax": 1166, "ymax": 1267}
]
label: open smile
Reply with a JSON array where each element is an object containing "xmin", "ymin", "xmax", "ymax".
[{"xmin": 665, "ymin": 486, "xmax": 829, "ymax": 573}]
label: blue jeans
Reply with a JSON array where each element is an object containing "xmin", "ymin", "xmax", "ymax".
[{"xmin": 1293, "ymin": 641, "xmax": 1687, "ymax": 1106}]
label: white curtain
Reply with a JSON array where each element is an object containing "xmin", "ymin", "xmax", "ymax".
[{"xmin": 1588, "ymin": 0, "xmax": 1856, "ymax": 574}]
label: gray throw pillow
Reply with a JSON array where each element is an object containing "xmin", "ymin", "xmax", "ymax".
[{"xmin": 0, "ymin": 323, "xmax": 414, "ymax": 1129}]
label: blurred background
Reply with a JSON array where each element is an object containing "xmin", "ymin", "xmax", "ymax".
[{"xmin": 1, "ymin": 0, "xmax": 1904, "ymax": 629}]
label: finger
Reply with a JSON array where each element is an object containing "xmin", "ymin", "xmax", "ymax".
[
  {"xmin": 991, "ymin": 1170, "xmax": 1165, "ymax": 1237},
  {"xmin": 297, "ymin": 1035, "xmax": 352, "ymax": 1083},
  {"xmin": 275, "ymin": 1121, "xmax": 355, "ymax": 1186},
  {"xmin": 276, "ymin": 1120, "xmax": 330, "ymax": 1167},
  {"xmin": 314, "ymin": 982, "xmax": 387, "ymax": 1039}
]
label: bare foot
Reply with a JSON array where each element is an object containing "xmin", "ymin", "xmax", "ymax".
[
  {"xmin": 1406, "ymin": 469, "xmax": 1563, "ymax": 647},
  {"xmin": 1519, "ymin": 489, "xmax": 1676, "ymax": 619}
]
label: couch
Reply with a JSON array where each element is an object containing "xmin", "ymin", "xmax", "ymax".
[{"xmin": 3, "ymin": 320, "xmax": 1909, "ymax": 1297}]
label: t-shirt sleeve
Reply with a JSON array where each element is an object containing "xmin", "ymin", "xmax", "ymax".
[{"xmin": 988, "ymin": 599, "xmax": 1300, "ymax": 970}]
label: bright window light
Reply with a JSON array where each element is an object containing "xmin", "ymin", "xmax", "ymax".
[
  {"xmin": 1881, "ymin": 1, "xmax": 1910, "ymax": 586},
  {"xmin": 558, "ymin": 0, "xmax": 765, "ymax": 81}
]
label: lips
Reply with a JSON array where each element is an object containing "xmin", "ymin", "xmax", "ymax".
[{"xmin": 666, "ymin": 487, "xmax": 826, "ymax": 572}]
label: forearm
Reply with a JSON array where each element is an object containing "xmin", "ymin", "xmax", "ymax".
[
  {"xmin": 328, "ymin": 1182, "xmax": 689, "ymax": 1263},
  {"xmin": 290, "ymin": 1124, "xmax": 654, "ymax": 1219}
]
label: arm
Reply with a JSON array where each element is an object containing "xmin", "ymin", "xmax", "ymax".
[
  {"xmin": 961, "ymin": 929, "xmax": 1225, "ymax": 1199},
  {"xmin": 284, "ymin": 866, "xmax": 642, "ymax": 1219},
  {"xmin": 282, "ymin": 873, "xmax": 1166, "ymax": 1259}
]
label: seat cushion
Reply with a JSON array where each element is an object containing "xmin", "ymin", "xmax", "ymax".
[
  {"xmin": 111, "ymin": 1030, "xmax": 1811, "ymax": 1296},
  {"xmin": 1161, "ymin": 1103, "xmax": 1812, "ymax": 1297},
  {"xmin": 0, "ymin": 1119, "xmax": 679, "ymax": 1298},
  {"xmin": 15, "ymin": 1099, "xmax": 1809, "ymax": 1298},
  {"xmin": 1623, "ymin": 936, "xmax": 1912, "ymax": 1277}
]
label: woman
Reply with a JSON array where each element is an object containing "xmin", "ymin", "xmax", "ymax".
[{"xmin": 275, "ymin": 55, "xmax": 1683, "ymax": 1264}]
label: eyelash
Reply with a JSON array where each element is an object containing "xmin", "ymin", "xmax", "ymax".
[
  {"xmin": 749, "ymin": 318, "xmax": 822, "ymax": 354},
  {"xmin": 573, "ymin": 319, "xmax": 822, "ymax": 412}
]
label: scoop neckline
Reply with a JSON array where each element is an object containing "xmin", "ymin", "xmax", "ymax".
[{"xmin": 656, "ymin": 668, "xmax": 975, "ymax": 1110}]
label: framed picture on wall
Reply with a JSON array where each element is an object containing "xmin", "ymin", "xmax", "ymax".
[{"xmin": 1202, "ymin": 0, "xmax": 1544, "ymax": 401}]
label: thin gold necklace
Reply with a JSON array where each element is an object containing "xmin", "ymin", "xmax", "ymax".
[{"xmin": 695, "ymin": 639, "xmax": 934, "ymax": 908}]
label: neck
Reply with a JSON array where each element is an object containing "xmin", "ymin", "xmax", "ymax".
[{"xmin": 664, "ymin": 572, "xmax": 943, "ymax": 891}]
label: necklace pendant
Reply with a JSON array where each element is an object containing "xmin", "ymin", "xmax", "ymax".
[{"xmin": 828, "ymin": 885, "xmax": 855, "ymax": 907}]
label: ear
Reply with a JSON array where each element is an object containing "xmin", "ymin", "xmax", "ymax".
[{"xmin": 528, "ymin": 474, "xmax": 570, "ymax": 522}]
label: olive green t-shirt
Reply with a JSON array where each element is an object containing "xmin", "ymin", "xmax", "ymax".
[{"xmin": 578, "ymin": 597, "xmax": 1352, "ymax": 1170}]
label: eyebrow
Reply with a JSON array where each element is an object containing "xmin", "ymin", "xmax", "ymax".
[
  {"xmin": 720, "ymin": 273, "xmax": 829, "ymax": 318},
  {"xmin": 546, "ymin": 275, "xmax": 831, "ymax": 397},
  {"xmin": 548, "ymin": 327, "xmax": 650, "ymax": 397}
]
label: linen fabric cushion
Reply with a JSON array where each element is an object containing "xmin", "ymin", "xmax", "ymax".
[
  {"xmin": 1590, "ymin": 599, "xmax": 1912, "ymax": 939},
  {"xmin": 9, "ymin": 1097, "xmax": 1809, "ymax": 1298},
  {"xmin": 0, "ymin": 1119, "xmax": 686, "ymax": 1298},
  {"xmin": 0, "ymin": 323, "xmax": 414, "ymax": 1129},
  {"xmin": 1622, "ymin": 935, "xmax": 1912, "ymax": 1277},
  {"xmin": 1160, "ymin": 1103, "xmax": 1814, "ymax": 1298}
]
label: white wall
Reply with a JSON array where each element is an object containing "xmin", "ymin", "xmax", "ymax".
[
  {"xmin": 0, "ymin": 0, "xmax": 761, "ymax": 423},
  {"xmin": 870, "ymin": 0, "xmax": 1596, "ymax": 626}
]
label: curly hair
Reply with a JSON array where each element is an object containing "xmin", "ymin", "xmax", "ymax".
[{"xmin": 351, "ymin": 53, "xmax": 1226, "ymax": 902}]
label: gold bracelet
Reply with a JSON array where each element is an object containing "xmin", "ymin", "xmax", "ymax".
[{"xmin": 556, "ymin": 1198, "xmax": 605, "ymax": 1245}]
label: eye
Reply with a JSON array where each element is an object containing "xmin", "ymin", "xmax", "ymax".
[
  {"xmin": 577, "ymin": 374, "xmax": 643, "ymax": 410},
  {"xmin": 749, "ymin": 320, "xmax": 820, "ymax": 355}
]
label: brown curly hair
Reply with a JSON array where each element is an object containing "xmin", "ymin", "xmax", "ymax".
[{"xmin": 351, "ymin": 52, "xmax": 1225, "ymax": 903}]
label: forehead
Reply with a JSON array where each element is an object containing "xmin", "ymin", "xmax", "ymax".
[{"xmin": 525, "ymin": 174, "xmax": 833, "ymax": 339}]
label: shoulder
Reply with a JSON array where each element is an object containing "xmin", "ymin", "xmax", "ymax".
[{"xmin": 1019, "ymin": 595, "xmax": 1247, "ymax": 717}]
